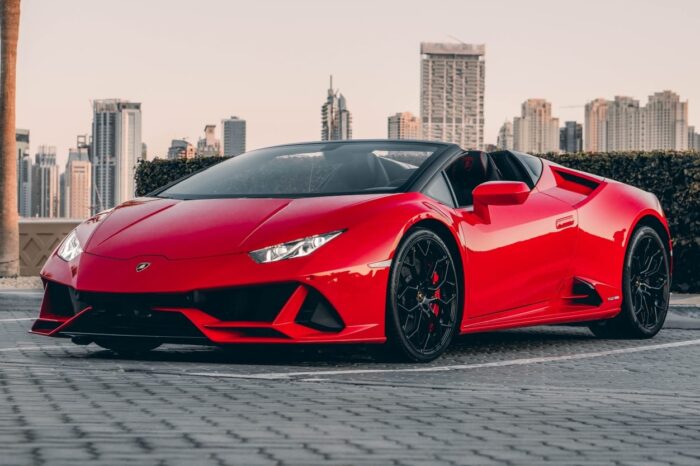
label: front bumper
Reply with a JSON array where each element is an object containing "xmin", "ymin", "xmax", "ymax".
[{"xmin": 32, "ymin": 251, "xmax": 389, "ymax": 344}]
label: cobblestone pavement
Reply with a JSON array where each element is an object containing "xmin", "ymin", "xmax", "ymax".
[{"xmin": 1, "ymin": 291, "xmax": 700, "ymax": 465}]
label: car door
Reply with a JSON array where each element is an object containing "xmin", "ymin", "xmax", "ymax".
[{"xmin": 445, "ymin": 152, "xmax": 577, "ymax": 318}]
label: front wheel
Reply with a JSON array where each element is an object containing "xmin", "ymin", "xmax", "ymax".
[
  {"xmin": 589, "ymin": 226, "xmax": 670, "ymax": 339},
  {"xmin": 385, "ymin": 228, "xmax": 461, "ymax": 362}
]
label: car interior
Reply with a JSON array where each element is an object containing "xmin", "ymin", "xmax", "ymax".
[{"xmin": 443, "ymin": 151, "xmax": 534, "ymax": 207}]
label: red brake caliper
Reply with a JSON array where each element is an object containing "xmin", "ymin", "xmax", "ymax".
[{"xmin": 431, "ymin": 271, "xmax": 441, "ymax": 317}]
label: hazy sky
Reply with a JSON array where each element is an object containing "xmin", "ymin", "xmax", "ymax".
[{"xmin": 15, "ymin": 0, "xmax": 700, "ymax": 166}]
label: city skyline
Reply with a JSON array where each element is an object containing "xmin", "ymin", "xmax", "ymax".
[{"xmin": 15, "ymin": 0, "xmax": 700, "ymax": 167}]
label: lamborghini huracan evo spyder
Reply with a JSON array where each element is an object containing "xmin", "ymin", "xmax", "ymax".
[{"xmin": 32, "ymin": 140, "xmax": 672, "ymax": 362}]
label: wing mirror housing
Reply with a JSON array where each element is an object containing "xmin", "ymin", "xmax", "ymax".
[{"xmin": 472, "ymin": 181, "xmax": 530, "ymax": 221}]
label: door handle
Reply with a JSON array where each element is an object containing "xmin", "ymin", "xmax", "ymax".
[{"xmin": 555, "ymin": 215, "xmax": 575, "ymax": 229}]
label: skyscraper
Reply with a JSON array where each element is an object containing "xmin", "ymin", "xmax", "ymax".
[
  {"xmin": 197, "ymin": 124, "xmax": 221, "ymax": 157},
  {"xmin": 91, "ymin": 99, "xmax": 142, "ymax": 212},
  {"xmin": 31, "ymin": 146, "xmax": 60, "ymax": 218},
  {"xmin": 16, "ymin": 129, "xmax": 32, "ymax": 217},
  {"xmin": 559, "ymin": 121, "xmax": 583, "ymax": 153},
  {"xmin": 321, "ymin": 76, "xmax": 352, "ymax": 141},
  {"xmin": 689, "ymin": 126, "xmax": 700, "ymax": 151},
  {"xmin": 222, "ymin": 116, "xmax": 247, "ymax": 157},
  {"xmin": 644, "ymin": 90, "xmax": 688, "ymax": 150},
  {"xmin": 420, "ymin": 42, "xmax": 485, "ymax": 149},
  {"xmin": 584, "ymin": 98, "xmax": 608, "ymax": 152},
  {"xmin": 167, "ymin": 139, "xmax": 196, "ymax": 160},
  {"xmin": 65, "ymin": 136, "xmax": 92, "ymax": 219},
  {"xmin": 387, "ymin": 112, "xmax": 419, "ymax": 140},
  {"xmin": 512, "ymin": 99, "xmax": 560, "ymax": 153},
  {"xmin": 584, "ymin": 91, "xmax": 689, "ymax": 152},
  {"xmin": 496, "ymin": 121, "xmax": 513, "ymax": 150},
  {"xmin": 606, "ymin": 96, "xmax": 642, "ymax": 151}
]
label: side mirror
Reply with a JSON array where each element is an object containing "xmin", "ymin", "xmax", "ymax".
[{"xmin": 472, "ymin": 181, "xmax": 530, "ymax": 207}]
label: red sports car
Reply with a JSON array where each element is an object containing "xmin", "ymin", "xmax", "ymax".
[{"xmin": 32, "ymin": 140, "xmax": 672, "ymax": 362}]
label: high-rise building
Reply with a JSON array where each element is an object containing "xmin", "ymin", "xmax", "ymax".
[
  {"xmin": 65, "ymin": 137, "xmax": 92, "ymax": 219},
  {"xmin": 167, "ymin": 139, "xmax": 196, "ymax": 160},
  {"xmin": 420, "ymin": 42, "xmax": 485, "ymax": 149},
  {"xmin": 222, "ymin": 116, "xmax": 246, "ymax": 157},
  {"xmin": 689, "ymin": 126, "xmax": 700, "ymax": 151},
  {"xmin": 321, "ymin": 77, "xmax": 352, "ymax": 141},
  {"xmin": 512, "ymin": 99, "xmax": 559, "ymax": 154},
  {"xmin": 644, "ymin": 90, "xmax": 688, "ymax": 151},
  {"xmin": 197, "ymin": 124, "xmax": 221, "ymax": 157},
  {"xmin": 31, "ymin": 146, "xmax": 60, "ymax": 218},
  {"xmin": 584, "ymin": 98, "xmax": 608, "ymax": 152},
  {"xmin": 606, "ymin": 97, "xmax": 642, "ymax": 151},
  {"xmin": 585, "ymin": 91, "xmax": 689, "ymax": 152},
  {"xmin": 91, "ymin": 99, "xmax": 142, "ymax": 212},
  {"xmin": 496, "ymin": 121, "xmax": 513, "ymax": 150},
  {"xmin": 16, "ymin": 129, "xmax": 32, "ymax": 217},
  {"xmin": 387, "ymin": 112, "xmax": 419, "ymax": 140},
  {"xmin": 559, "ymin": 121, "xmax": 583, "ymax": 153}
]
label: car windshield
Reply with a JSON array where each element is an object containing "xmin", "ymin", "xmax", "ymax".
[{"xmin": 157, "ymin": 141, "xmax": 443, "ymax": 198}]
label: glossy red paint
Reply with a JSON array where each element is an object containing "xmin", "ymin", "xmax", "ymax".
[{"xmin": 32, "ymin": 154, "xmax": 670, "ymax": 348}]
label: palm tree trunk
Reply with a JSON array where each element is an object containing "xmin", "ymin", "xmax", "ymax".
[{"xmin": 0, "ymin": 0, "xmax": 21, "ymax": 277}]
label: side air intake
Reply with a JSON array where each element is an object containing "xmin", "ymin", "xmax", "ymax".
[{"xmin": 566, "ymin": 278, "xmax": 603, "ymax": 307}]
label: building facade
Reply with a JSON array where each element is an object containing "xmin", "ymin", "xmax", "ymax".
[
  {"xmin": 644, "ymin": 91, "xmax": 688, "ymax": 151},
  {"xmin": 321, "ymin": 77, "xmax": 352, "ymax": 141},
  {"xmin": 387, "ymin": 112, "xmax": 419, "ymax": 140},
  {"xmin": 65, "ymin": 143, "xmax": 92, "ymax": 219},
  {"xmin": 222, "ymin": 116, "xmax": 246, "ymax": 157},
  {"xmin": 197, "ymin": 125, "xmax": 221, "ymax": 157},
  {"xmin": 31, "ymin": 146, "xmax": 60, "ymax": 218},
  {"xmin": 585, "ymin": 91, "xmax": 689, "ymax": 152},
  {"xmin": 512, "ymin": 99, "xmax": 559, "ymax": 154},
  {"xmin": 559, "ymin": 121, "xmax": 583, "ymax": 153},
  {"xmin": 16, "ymin": 129, "xmax": 32, "ymax": 217},
  {"xmin": 420, "ymin": 42, "xmax": 485, "ymax": 149},
  {"xmin": 496, "ymin": 121, "xmax": 513, "ymax": 150},
  {"xmin": 606, "ymin": 97, "xmax": 642, "ymax": 151},
  {"xmin": 167, "ymin": 139, "xmax": 196, "ymax": 160},
  {"xmin": 689, "ymin": 126, "xmax": 700, "ymax": 151},
  {"xmin": 91, "ymin": 99, "xmax": 142, "ymax": 212},
  {"xmin": 584, "ymin": 98, "xmax": 608, "ymax": 152}
]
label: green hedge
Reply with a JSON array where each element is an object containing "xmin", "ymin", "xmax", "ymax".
[
  {"xmin": 541, "ymin": 151, "xmax": 700, "ymax": 292},
  {"xmin": 135, "ymin": 157, "xmax": 227, "ymax": 196},
  {"xmin": 136, "ymin": 151, "xmax": 700, "ymax": 292}
]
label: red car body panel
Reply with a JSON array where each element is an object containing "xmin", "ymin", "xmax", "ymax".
[{"xmin": 32, "ymin": 147, "xmax": 671, "ymax": 347}]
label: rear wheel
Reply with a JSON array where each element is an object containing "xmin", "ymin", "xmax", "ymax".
[
  {"xmin": 385, "ymin": 228, "xmax": 461, "ymax": 362},
  {"xmin": 589, "ymin": 226, "xmax": 670, "ymax": 338},
  {"xmin": 94, "ymin": 338, "xmax": 162, "ymax": 356}
]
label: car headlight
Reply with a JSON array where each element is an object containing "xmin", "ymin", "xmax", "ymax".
[
  {"xmin": 249, "ymin": 230, "xmax": 344, "ymax": 263},
  {"xmin": 57, "ymin": 230, "xmax": 83, "ymax": 262}
]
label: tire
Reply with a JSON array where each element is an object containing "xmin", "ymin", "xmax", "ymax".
[
  {"xmin": 589, "ymin": 225, "xmax": 670, "ymax": 339},
  {"xmin": 385, "ymin": 228, "xmax": 461, "ymax": 362},
  {"xmin": 94, "ymin": 337, "xmax": 162, "ymax": 356}
]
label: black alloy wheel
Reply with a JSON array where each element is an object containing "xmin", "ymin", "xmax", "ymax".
[
  {"xmin": 589, "ymin": 225, "xmax": 670, "ymax": 338},
  {"xmin": 386, "ymin": 228, "xmax": 460, "ymax": 362}
]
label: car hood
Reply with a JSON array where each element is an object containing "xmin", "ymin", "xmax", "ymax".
[{"xmin": 83, "ymin": 194, "xmax": 392, "ymax": 260}]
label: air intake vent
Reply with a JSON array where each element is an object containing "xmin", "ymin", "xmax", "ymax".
[
  {"xmin": 552, "ymin": 168, "xmax": 601, "ymax": 196},
  {"xmin": 568, "ymin": 278, "xmax": 603, "ymax": 307},
  {"xmin": 295, "ymin": 288, "xmax": 344, "ymax": 332}
]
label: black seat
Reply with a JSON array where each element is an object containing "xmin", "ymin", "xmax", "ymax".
[{"xmin": 446, "ymin": 152, "xmax": 501, "ymax": 206}]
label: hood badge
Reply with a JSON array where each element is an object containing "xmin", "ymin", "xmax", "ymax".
[{"xmin": 135, "ymin": 262, "xmax": 151, "ymax": 272}]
